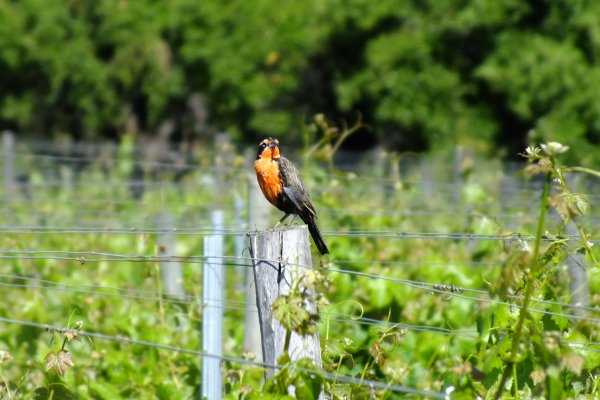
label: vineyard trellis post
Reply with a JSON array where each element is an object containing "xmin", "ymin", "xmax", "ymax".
[
  {"xmin": 453, "ymin": 145, "xmax": 464, "ymax": 206},
  {"xmin": 420, "ymin": 160, "xmax": 433, "ymax": 204},
  {"xmin": 248, "ymin": 226, "xmax": 322, "ymax": 383},
  {"xmin": 201, "ymin": 210, "xmax": 225, "ymax": 400},
  {"xmin": 2, "ymin": 131, "xmax": 15, "ymax": 196},
  {"xmin": 565, "ymin": 174, "xmax": 590, "ymax": 314},
  {"xmin": 157, "ymin": 212, "xmax": 184, "ymax": 298},
  {"xmin": 243, "ymin": 175, "xmax": 270, "ymax": 360},
  {"xmin": 566, "ymin": 220, "xmax": 589, "ymax": 313},
  {"xmin": 234, "ymin": 195, "xmax": 246, "ymax": 290}
]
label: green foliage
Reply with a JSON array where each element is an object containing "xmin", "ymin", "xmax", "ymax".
[
  {"xmin": 477, "ymin": 34, "xmax": 600, "ymax": 162},
  {"xmin": 480, "ymin": 142, "xmax": 600, "ymax": 398},
  {"xmin": 272, "ymin": 294, "xmax": 319, "ymax": 336},
  {"xmin": 0, "ymin": 134, "xmax": 599, "ymax": 398},
  {"xmin": 3, "ymin": 0, "xmax": 600, "ymax": 160}
]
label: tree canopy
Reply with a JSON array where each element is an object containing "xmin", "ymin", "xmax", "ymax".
[{"xmin": 1, "ymin": 0, "xmax": 599, "ymax": 160}]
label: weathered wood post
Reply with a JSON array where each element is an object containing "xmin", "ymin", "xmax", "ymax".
[
  {"xmin": 157, "ymin": 212, "xmax": 184, "ymax": 298},
  {"xmin": 565, "ymin": 175, "xmax": 589, "ymax": 314},
  {"xmin": 420, "ymin": 158, "xmax": 433, "ymax": 205},
  {"xmin": 248, "ymin": 226, "xmax": 322, "ymax": 379},
  {"xmin": 566, "ymin": 219, "xmax": 589, "ymax": 314},
  {"xmin": 453, "ymin": 145, "xmax": 463, "ymax": 206},
  {"xmin": 244, "ymin": 175, "xmax": 271, "ymax": 360},
  {"xmin": 2, "ymin": 131, "xmax": 15, "ymax": 196},
  {"xmin": 2, "ymin": 131, "xmax": 15, "ymax": 224}
]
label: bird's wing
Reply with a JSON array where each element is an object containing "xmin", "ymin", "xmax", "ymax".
[
  {"xmin": 279, "ymin": 157, "xmax": 317, "ymax": 218},
  {"xmin": 283, "ymin": 186, "xmax": 303, "ymax": 210}
]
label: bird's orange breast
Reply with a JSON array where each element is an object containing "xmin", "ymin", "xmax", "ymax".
[{"xmin": 255, "ymin": 158, "xmax": 283, "ymax": 206}]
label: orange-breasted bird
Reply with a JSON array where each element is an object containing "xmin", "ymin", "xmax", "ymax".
[{"xmin": 254, "ymin": 137, "xmax": 329, "ymax": 255}]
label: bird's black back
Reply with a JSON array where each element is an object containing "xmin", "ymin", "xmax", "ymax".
[{"xmin": 276, "ymin": 156, "xmax": 317, "ymax": 222}]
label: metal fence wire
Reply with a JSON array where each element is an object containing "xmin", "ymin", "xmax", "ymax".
[{"xmin": 1, "ymin": 133, "xmax": 599, "ymax": 397}]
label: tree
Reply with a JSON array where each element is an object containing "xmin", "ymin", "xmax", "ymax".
[{"xmin": 1, "ymin": 0, "xmax": 600, "ymax": 162}]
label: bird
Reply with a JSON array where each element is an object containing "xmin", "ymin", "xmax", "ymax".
[{"xmin": 254, "ymin": 137, "xmax": 329, "ymax": 255}]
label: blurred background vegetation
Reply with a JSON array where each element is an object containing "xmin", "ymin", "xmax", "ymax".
[
  {"xmin": 2, "ymin": 0, "xmax": 600, "ymax": 162},
  {"xmin": 2, "ymin": 1, "xmax": 600, "ymax": 397}
]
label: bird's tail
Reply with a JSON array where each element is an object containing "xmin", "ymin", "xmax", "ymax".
[{"xmin": 307, "ymin": 219, "xmax": 329, "ymax": 255}]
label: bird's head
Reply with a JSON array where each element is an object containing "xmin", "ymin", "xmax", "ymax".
[{"xmin": 256, "ymin": 137, "xmax": 280, "ymax": 160}]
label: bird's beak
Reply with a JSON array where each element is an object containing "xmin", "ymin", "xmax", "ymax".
[{"xmin": 268, "ymin": 140, "xmax": 278, "ymax": 148}]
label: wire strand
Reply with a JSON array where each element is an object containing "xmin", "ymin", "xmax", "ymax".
[
  {"xmin": 2, "ymin": 251, "xmax": 598, "ymax": 322},
  {"xmin": 0, "ymin": 316, "xmax": 447, "ymax": 398},
  {"xmin": 0, "ymin": 227, "xmax": 597, "ymax": 244}
]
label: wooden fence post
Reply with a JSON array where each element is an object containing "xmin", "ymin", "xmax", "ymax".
[
  {"xmin": 2, "ymin": 131, "xmax": 15, "ymax": 195},
  {"xmin": 244, "ymin": 175, "xmax": 270, "ymax": 361},
  {"xmin": 453, "ymin": 145, "xmax": 463, "ymax": 206},
  {"xmin": 248, "ymin": 226, "xmax": 322, "ymax": 380},
  {"xmin": 566, "ymin": 221, "xmax": 589, "ymax": 314},
  {"xmin": 2, "ymin": 131, "xmax": 15, "ymax": 223},
  {"xmin": 565, "ymin": 175, "xmax": 589, "ymax": 314},
  {"xmin": 202, "ymin": 210, "xmax": 224, "ymax": 400},
  {"xmin": 420, "ymin": 161, "xmax": 433, "ymax": 205},
  {"xmin": 157, "ymin": 212, "xmax": 185, "ymax": 298}
]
